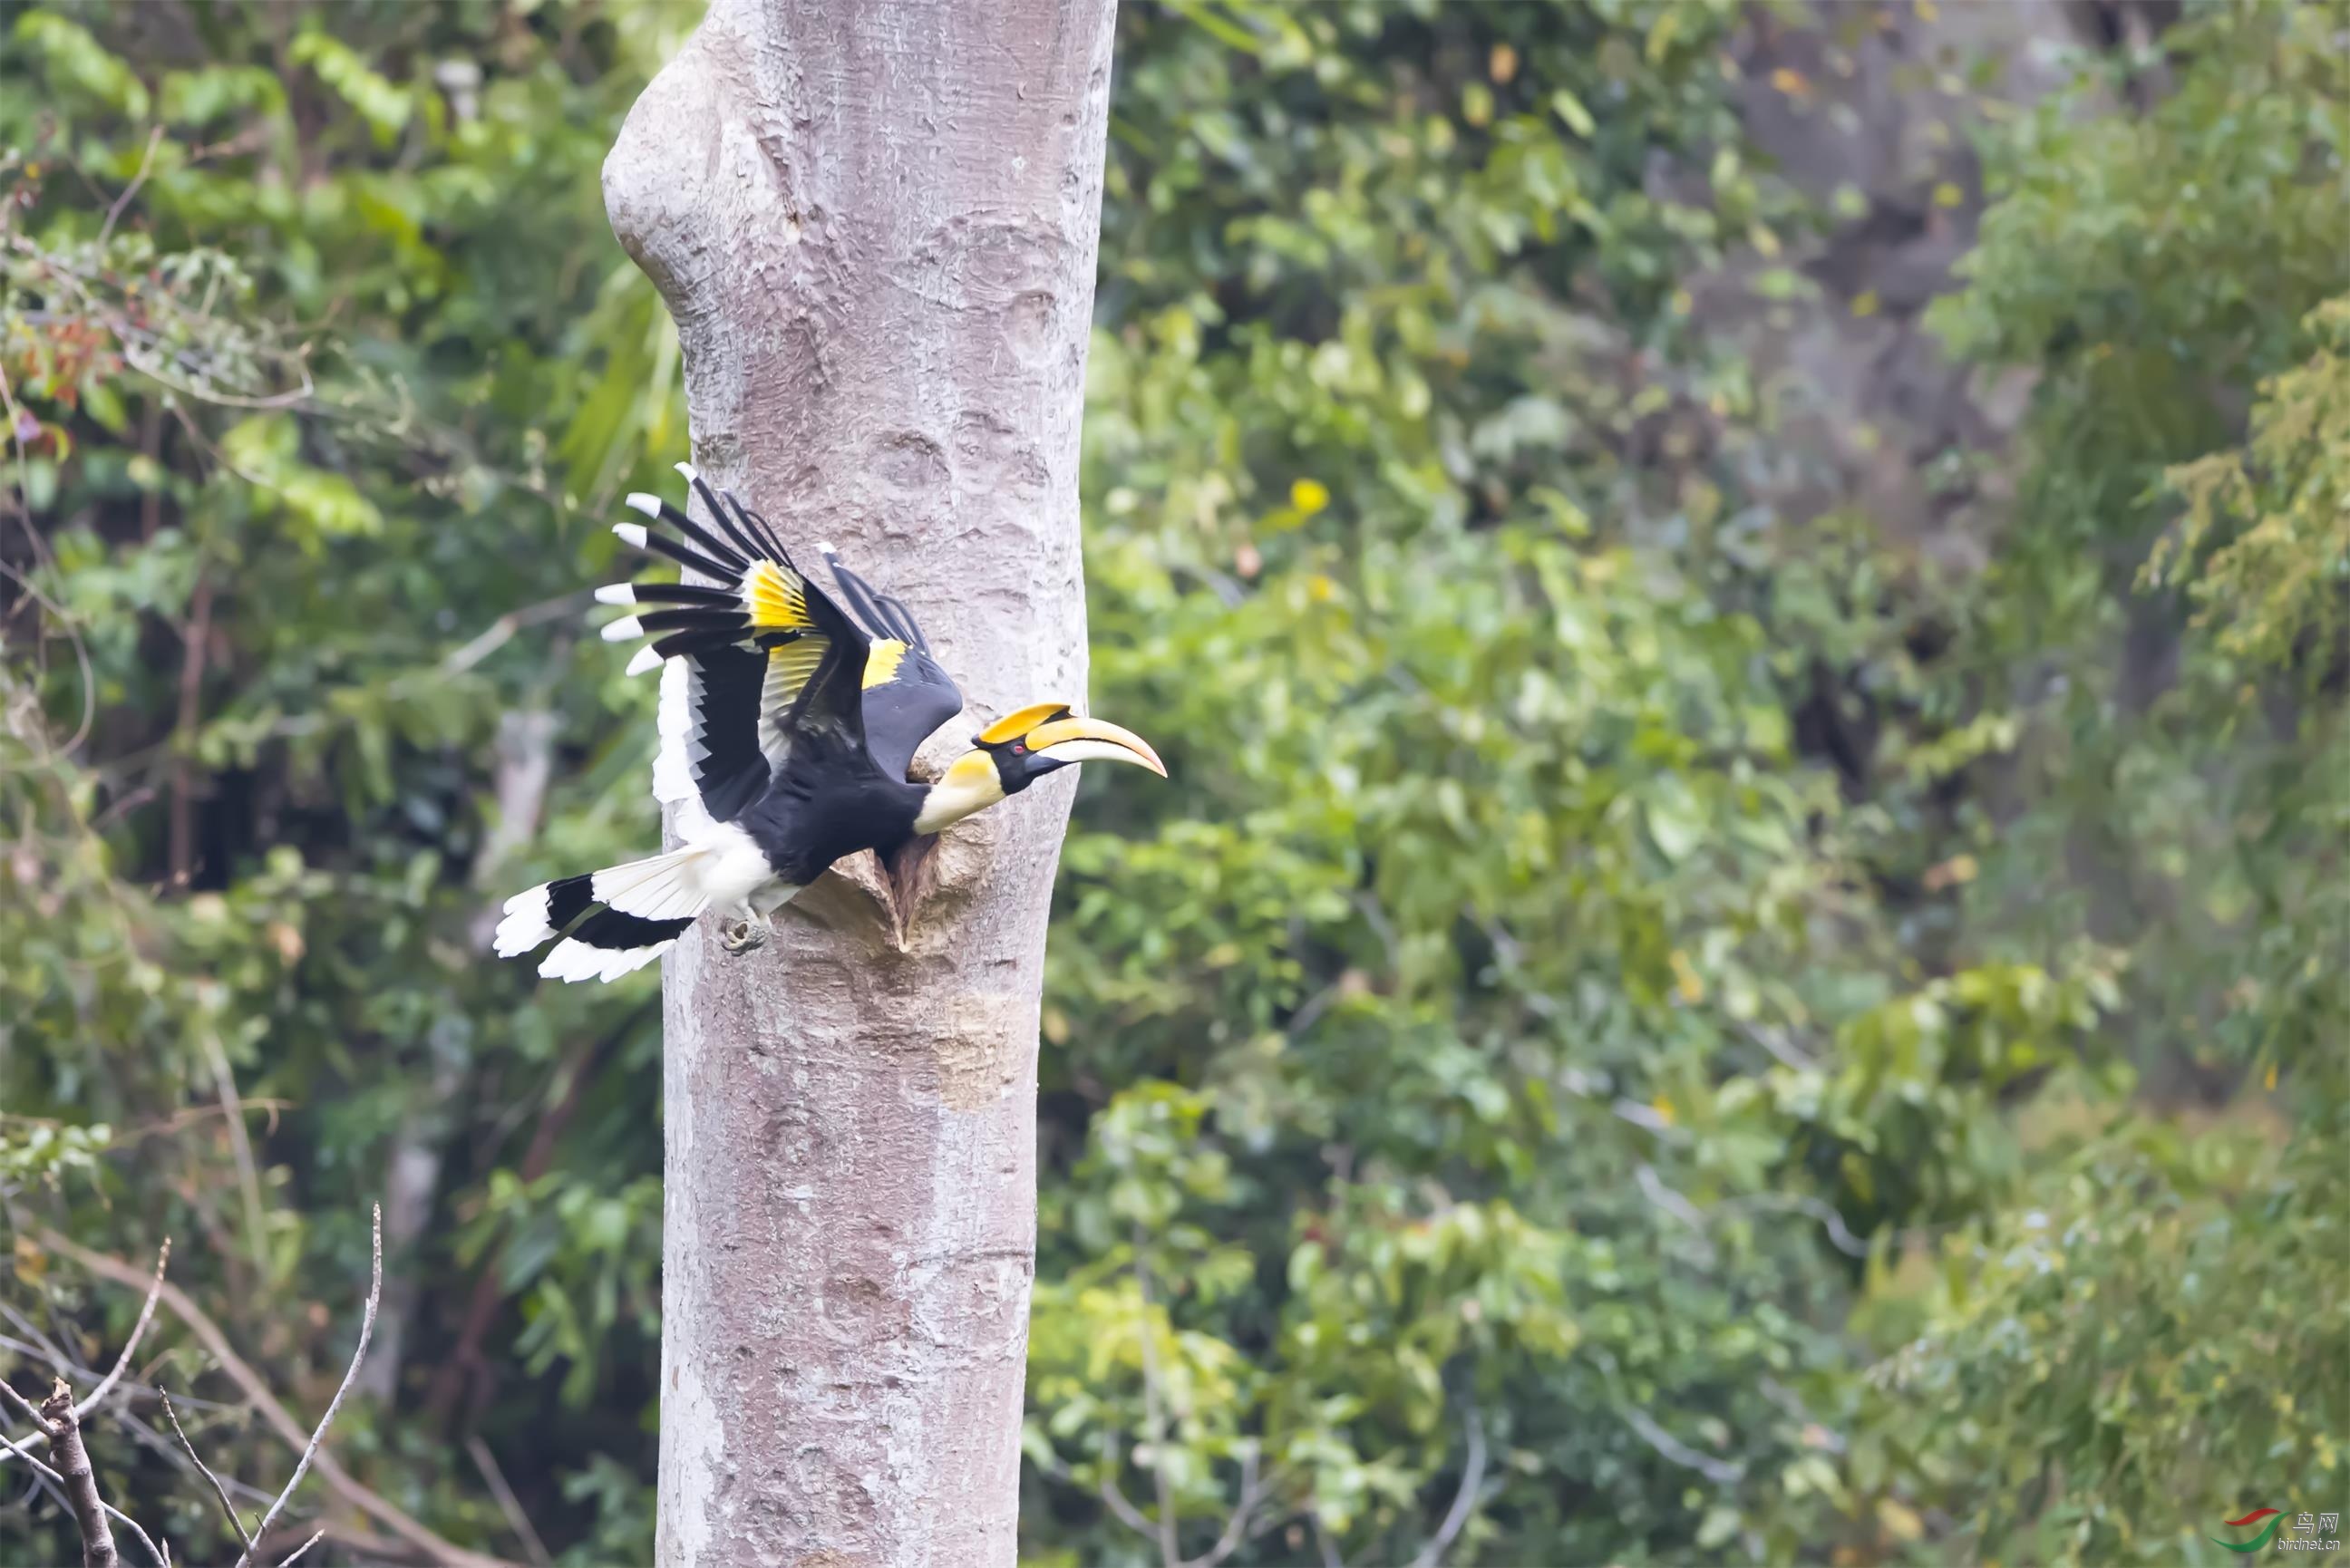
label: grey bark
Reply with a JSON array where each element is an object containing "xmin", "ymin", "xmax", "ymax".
[{"xmin": 602, "ymin": 3, "xmax": 1117, "ymax": 1564}]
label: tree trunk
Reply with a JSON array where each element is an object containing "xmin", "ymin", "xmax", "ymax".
[{"xmin": 601, "ymin": 3, "xmax": 1116, "ymax": 1563}]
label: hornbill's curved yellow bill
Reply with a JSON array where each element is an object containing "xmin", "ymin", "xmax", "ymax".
[{"xmin": 494, "ymin": 468, "xmax": 1164, "ymax": 983}]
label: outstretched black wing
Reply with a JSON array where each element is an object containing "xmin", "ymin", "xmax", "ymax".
[
  {"xmin": 597, "ymin": 469, "xmax": 869, "ymax": 827},
  {"xmin": 822, "ymin": 544, "xmax": 966, "ymax": 782}
]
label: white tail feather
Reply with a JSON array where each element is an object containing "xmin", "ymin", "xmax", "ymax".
[
  {"xmin": 589, "ymin": 847, "xmax": 710, "ymax": 921},
  {"xmin": 493, "ymin": 885, "xmax": 557, "ymax": 956}
]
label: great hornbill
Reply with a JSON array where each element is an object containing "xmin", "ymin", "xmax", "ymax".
[{"xmin": 494, "ymin": 467, "xmax": 1164, "ymax": 983}]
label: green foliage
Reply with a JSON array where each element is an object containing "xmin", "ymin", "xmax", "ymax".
[
  {"xmin": 1, "ymin": 3, "xmax": 2339, "ymax": 1565},
  {"xmin": 1868, "ymin": 1118, "xmax": 2348, "ymax": 1565},
  {"xmin": 1845, "ymin": 8, "xmax": 2350, "ymax": 1563},
  {"xmin": 2156, "ymin": 295, "xmax": 2350, "ymax": 671}
]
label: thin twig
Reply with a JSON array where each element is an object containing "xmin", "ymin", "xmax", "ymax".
[
  {"xmin": 1619, "ymin": 1403, "xmax": 1745, "ymax": 1485},
  {"xmin": 32, "ymin": 1225, "xmax": 517, "ymax": 1568},
  {"xmin": 167, "ymin": 571, "xmax": 215, "ymax": 887},
  {"xmin": 276, "ymin": 1531, "xmax": 325, "ymax": 1568},
  {"xmin": 1311, "ymin": 1511, "xmax": 1347, "ymax": 1568},
  {"xmin": 1130, "ymin": 1225, "xmax": 1181, "ymax": 1567},
  {"xmin": 465, "ymin": 1436, "xmax": 551, "ymax": 1568},
  {"xmin": 0, "ymin": 1428, "xmax": 168, "ymax": 1568},
  {"xmin": 236, "ymin": 1204, "xmax": 383, "ymax": 1568},
  {"xmin": 199, "ymin": 1031, "xmax": 271, "ymax": 1282},
  {"xmin": 73, "ymin": 1240, "xmax": 171, "ymax": 1421},
  {"xmin": 1724, "ymin": 1193, "xmax": 1869, "ymax": 1258},
  {"xmin": 1185, "ymin": 1447, "xmax": 1266, "ymax": 1568},
  {"xmin": 0, "ymin": 1377, "xmax": 50, "ymax": 1431},
  {"xmin": 1100, "ymin": 1472, "xmax": 1157, "ymax": 1536},
  {"xmin": 1, "ymin": 1413, "xmax": 53, "ymax": 1470},
  {"xmin": 158, "ymin": 1387, "xmax": 255, "ymax": 1557},
  {"xmin": 1406, "ymin": 1403, "xmax": 1488, "ymax": 1568},
  {"xmin": 97, "ymin": 127, "xmax": 166, "ymax": 247}
]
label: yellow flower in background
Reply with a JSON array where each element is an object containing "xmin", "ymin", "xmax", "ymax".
[{"xmin": 1290, "ymin": 478, "xmax": 1330, "ymax": 515}]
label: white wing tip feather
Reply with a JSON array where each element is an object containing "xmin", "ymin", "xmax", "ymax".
[
  {"xmin": 626, "ymin": 644, "xmax": 665, "ymax": 676},
  {"xmin": 600, "ymin": 615, "xmax": 645, "ymax": 643},
  {"xmin": 624, "ymin": 492, "xmax": 661, "ymax": 518},
  {"xmin": 674, "ymin": 461, "xmax": 699, "ymax": 483},
  {"xmin": 594, "ymin": 583, "xmax": 636, "ymax": 606},
  {"xmin": 613, "ymin": 521, "xmax": 648, "ymax": 547},
  {"xmin": 817, "ymin": 540, "xmax": 838, "ymax": 557}
]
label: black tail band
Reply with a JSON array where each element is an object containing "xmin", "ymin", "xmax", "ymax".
[{"xmin": 572, "ymin": 906, "xmax": 693, "ymax": 951}]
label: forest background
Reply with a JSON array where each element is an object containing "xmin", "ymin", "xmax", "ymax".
[{"xmin": 3, "ymin": 1, "xmax": 2343, "ymax": 1564}]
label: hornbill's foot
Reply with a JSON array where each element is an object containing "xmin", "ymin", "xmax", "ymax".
[{"xmin": 719, "ymin": 915, "xmax": 770, "ymax": 954}]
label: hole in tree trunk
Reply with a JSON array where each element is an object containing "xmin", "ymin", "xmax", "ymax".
[{"xmin": 880, "ymin": 833, "xmax": 940, "ymax": 927}]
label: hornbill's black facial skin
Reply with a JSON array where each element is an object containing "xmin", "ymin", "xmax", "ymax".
[{"xmin": 986, "ymin": 734, "xmax": 1073, "ymax": 795}]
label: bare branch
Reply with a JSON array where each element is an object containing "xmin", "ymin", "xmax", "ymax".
[
  {"xmin": 33, "ymin": 1225, "xmax": 517, "ymax": 1568},
  {"xmin": 1619, "ymin": 1403, "xmax": 1745, "ymax": 1485},
  {"xmin": 159, "ymin": 1386, "xmax": 255, "ymax": 1557},
  {"xmin": 1738, "ymin": 1020, "xmax": 1820, "ymax": 1071},
  {"xmin": 199, "ymin": 1031, "xmax": 272, "ymax": 1282},
  {"xmin": 236, "ymin": 1204, "xmax": 383, "ymax": 1568},
  {"xmin": 465, "ymin": 1436, "xmax": 552, "ymax": 1568},
  {"xmin": 1183, "ymin": 1446, "xmax": 1266, "ymax": 1568},
  {"xmin": 0, "ymin": 1376, "xmax": 53, "ymax": 1433},
  {"xmin": 1130, "ymin": 1226, "xmax": 1181, "ymax": 1567},
  {"xmin": 97, "ymin": 127, "xmax": 166, "ymax": 248},
  {"xmin": 276, "ymin": 1531, "xmax": 325, "ymax": 1568},
  {"xmin": 1099, "ymin": 1471, "xmax": 1157, "ymax": 1536},
  {"xmin": 1311, "ymin": 1510, "xmax": 1348, "ymax": 1568},
  {"xmin": 0, "ymin": 1413, "xmax": 166, "ymax": 1568},
  {"xmin": 1724, "ymin": 1193, "xmax": 1870, "ymax": 1258},
  {"xmin": 1407, "ymin": 1404, "xmax": 1488, "ymax": 1568},
  {"xmin": 40, "ymin": 1378, "xmax": 119, "ymax": 1568},
  {"xmin": 3, "ymin": 1413, "xmax": 54, "ymax": 1468},
  {"xmin": 73, "ymin": 1240, "xmax": 171, "ymax": 1421}
]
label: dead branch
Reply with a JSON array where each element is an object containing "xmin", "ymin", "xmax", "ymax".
[
  {"xmin": 1098, "ymin": 1471, "xmax": 1156, "ymax": 1537},
  {"xmin": 2, "ymin": 1378, "xmax": 165, "ymax": 1568},
  {"xmin": 464, "ymin": 1436, "xmax": 551, "ymax": 1568},
  {"xmin": 235, "ymin": 1205, "xmax": 382, "ymax": 1568},
  {"xmin": 96, "ymin": 127, "xmax": 165, "ymax": 248},
  {"xmin": 277, "ymin": 1530, "xmax": 325, "ymax": 1567},
  {"xmin": 198, "ymin": 1032, "xmax": 272, "ymax": 1282},
  {"xmin": 34, "ymin": 1225, "xmax": 517, "ymax": 1568},
  {"xmin": 1311, "ymin": 1511, "xmax": 1347, "ymax": 1568},
  {"xmin": 73, "ymin": 1240, "xmax": 171, "ymax": 1421},
  {"xmin": 159, "ymin": 1386, "xmax": 255, "ymax": 1558},
  {"xmin": 1130, "ymin": 1226, "xmax": 1181, "ymax": 1567},
  {"xmin": 0, "ymin": 1373, "xmax": 48, "ymax": 1430},
  {"xmin": 1405, "ymin": 1403, "xmax": 1487, "ymax": 1568},
  {"xmin": 1183, "ymin": 1447, "xmax": 1267, "ymax": 1568},
  {"xmin": 44, "ymin": 1379, "xmax": 121, "ymax": 1568}
]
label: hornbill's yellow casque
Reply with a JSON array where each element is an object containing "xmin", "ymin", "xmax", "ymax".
[{"xmin": 494, "ymin": 467, "xmax": 1164, "ymax": 983}]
